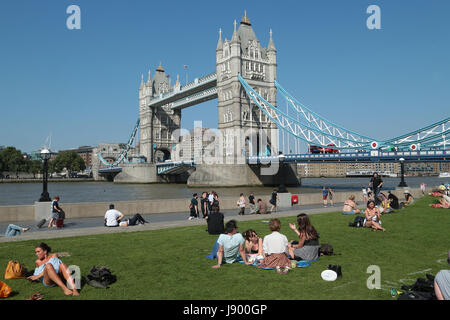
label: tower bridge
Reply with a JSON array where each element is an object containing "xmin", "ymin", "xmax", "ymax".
[{"xmin": 94, "ymin": 13, "xmax": 449, "ymax": 186}]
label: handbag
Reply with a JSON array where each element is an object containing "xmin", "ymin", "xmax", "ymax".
[
  {"xmin": 0, "ymin": 281, "xmax": 12, "ymax": 298},
  {"xmin": 4, "ymin": 261, "xmax": 26, "ymax": 279}
]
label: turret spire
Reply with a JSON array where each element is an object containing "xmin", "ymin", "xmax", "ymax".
[
  {"xmin": 231, "ymin": 20, "xmax": 238, "ymax": 42},
  {"xmin": 268, "ymin": 28, "xmax": 276, "ymax": 51},
  {"xmin": 216, "ymin": 28, "xmax": 223, "ymax": 51},
  {"xmin": 241, "ymin": 10, "xmax": 251, "ymax": 25}
]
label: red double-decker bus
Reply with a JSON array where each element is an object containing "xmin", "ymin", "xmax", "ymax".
[{"xmin": 309, "ymin": 144, "xmax": 339, "ymax": 154}]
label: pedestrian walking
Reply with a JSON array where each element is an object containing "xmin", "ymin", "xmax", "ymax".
[
  {"xmin": 370, "ymin": 173, "xmax": 383, "ymax": 205},
  {"xmin": 237, "ymin": 193, "xmax": 246, "ymax": 215},
  {"xmin": 322, "ymin": 187, "xmax": 328, "ymax": 207},
  {"xmin": 362, "ymin": 187, "xmax": 368, "ymax": 203},
  {"xmin": 188, "ymin": 193, "xmax": 199, "ymax": 220},
  {"xmin": 269, "ymin": 189, "xmax": 278, "ymax": 213},
  {"xmin": 328, "ymin": 187, "xmax": 334, "ymax": 206}
]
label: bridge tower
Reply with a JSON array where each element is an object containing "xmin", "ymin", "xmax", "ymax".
[
  {"xmin": 215, "ymin": 12, "xmax": 278, "ymax": 159},
  {"xmin": 139, "ymin": 64, "xmax": 181, "ymax": 163},
  {"xmin": 187, "ymin": 13, "xmax": 300, "ymax": 186}
]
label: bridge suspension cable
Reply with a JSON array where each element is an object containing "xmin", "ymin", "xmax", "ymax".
[
  {"xmin": 239, "ymin": 74, "xmax": 373, "ymax": 150},
  {"xmin": 97, "ymin": 118, "xmax": 140, "ymax": 167},
  {"xmin": 240, "ymin": 74, "xmax": 449, "ymax": 151}
]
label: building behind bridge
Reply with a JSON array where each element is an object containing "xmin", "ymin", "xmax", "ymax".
[{"xmin": 297, "ymin": 161, "xmax": 450, "ymax": 177}]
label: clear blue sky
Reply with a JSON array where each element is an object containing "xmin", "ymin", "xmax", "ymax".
[{"xmin": 0, "ymin": 0, "xmax": 449, "ymax": 153}]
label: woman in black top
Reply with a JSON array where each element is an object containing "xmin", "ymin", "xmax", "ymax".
[
  {"xmin": 269, "ymin": 189, "xmax": 278, "ymax": 213},
  {"xmin": 200, "ymin": 192, "xmax": 209, "ymax": 219},
  {"xmin": 188, "ymin": 193, "xmax": 199, "ymax": 220},
  {"xmin": 288, "ymin": 213, "xmax": 320, "ymax": 261}
]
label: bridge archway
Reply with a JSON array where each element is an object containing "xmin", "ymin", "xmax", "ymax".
[{"xmin": 154, "ymin": 148, "xmax": 171, "ymax": 163}]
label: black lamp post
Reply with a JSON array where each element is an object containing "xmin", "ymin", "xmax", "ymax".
[
  {"xmin": 39, "ymin": 148, "xmax": 51, "ymax": 202},
  {"xmin": 398, "ymin": 157, "xmax": 408, "ymax": 187}
]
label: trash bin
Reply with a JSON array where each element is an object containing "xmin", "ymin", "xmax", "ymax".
[{"xmin": 292, "ymin": 194, "xmax": 299, "ymax": 205}]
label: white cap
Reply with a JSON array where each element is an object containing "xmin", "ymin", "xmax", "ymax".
[{"xmin": 321, "ymin": 270, "xmax": 338, "ymax": 281}]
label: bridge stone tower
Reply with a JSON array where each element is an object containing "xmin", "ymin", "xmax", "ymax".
[
  {"xmin": 188, "ymin": 13, "xmax": 300, "ymax": 187},
  {"xmin": 139, "ymin": 64, "xmax": 181, "ymax": 163},
  {"xmin": 215, "ymin": 13, "xmax": 278, "ymax": 159}
]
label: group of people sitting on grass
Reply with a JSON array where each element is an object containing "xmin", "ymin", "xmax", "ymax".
[
  {"xmin": 211, "ymin": 214, "xmax": 320, "ymax": 274},
  {"xmin": 341, "ymin": 190, "xmax": 415, "ymax": 232}
]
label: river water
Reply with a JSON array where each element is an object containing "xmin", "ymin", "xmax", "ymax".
[{"xmin": 0, "ymin": 176, "xmax": 447, "ymax": 206}]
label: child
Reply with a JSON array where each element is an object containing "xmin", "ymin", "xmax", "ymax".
[{"xmin": 322, "ymin": 187, "xmax": 328, "ymax": 207}]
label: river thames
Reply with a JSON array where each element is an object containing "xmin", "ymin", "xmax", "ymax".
[{"xmin": 0, "ymin": 176, "xmax": 447, "ymax": 206}]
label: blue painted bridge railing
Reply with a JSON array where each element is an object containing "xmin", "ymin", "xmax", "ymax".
[{"xmin": 248, "ymin": 150, "xmax": 449, "ymax": 164}]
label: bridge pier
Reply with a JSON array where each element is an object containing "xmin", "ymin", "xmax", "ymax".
[
  {"xmin": 187, "ymin": 163, "xmax": 301, "ymax": 187},
  {"xmin": 112, "ymin": 163, "xmax": 190, "ymax": 184}
]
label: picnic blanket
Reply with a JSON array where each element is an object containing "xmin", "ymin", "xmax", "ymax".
[{"xmin": 238, "ymin": 258, "xmax": 319, "ymax": 269}]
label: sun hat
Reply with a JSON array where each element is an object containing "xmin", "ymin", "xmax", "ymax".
[{"xmin": 321, "ymin": 270, "xmax": 338, "ymax": 281}]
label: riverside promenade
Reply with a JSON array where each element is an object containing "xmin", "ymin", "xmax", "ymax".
[
  {"xmin": 0, "ymin": 203, "xmax": 343, "ymax": 243},
  {"xmin": 0, "ymin": 188, "xmax": 424, "ymax": 243}
]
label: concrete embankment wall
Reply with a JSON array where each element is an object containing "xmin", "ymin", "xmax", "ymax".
[{"xmin": 0, "ymin": 188, "xmax": 424, "ymax": 222}]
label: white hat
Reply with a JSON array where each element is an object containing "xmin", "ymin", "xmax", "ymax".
[
  {"xmin": 321, "ymin": 270, "xmax": 338, "ymax": 281},
  {"xmin": 404, "ymin": 190, "xmax": 410, "ymax": 194}
]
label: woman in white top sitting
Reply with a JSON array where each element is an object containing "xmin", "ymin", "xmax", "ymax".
[
  {"xmin": 259, "ymin": 219, "xmax": 291, "ymax": 274},
  {"xmin": 364, "ymin": 200, "xmax": 385, "ymax": 232}
]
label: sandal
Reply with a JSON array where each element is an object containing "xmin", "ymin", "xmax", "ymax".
[{"xmin": 26, "ymin": 291, "xmax": 43, "ymax": 300}]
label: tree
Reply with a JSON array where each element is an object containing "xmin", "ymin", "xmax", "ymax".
[
  {"xmin": 0, "ymin": 146, "xmax": 26, "ymax": 174},
  {"xmin": 28, "ymin": 160, "xmax": 42, "ymax": 178},
  {"xmin": 50, "ymin": 151, "xmax": 86, "ymax": 173}
]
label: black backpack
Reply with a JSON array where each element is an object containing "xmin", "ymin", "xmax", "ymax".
[
  {"xmin": 319, "ymin": 244, "xmax": 334, "ymax": 256},
  {"xmin": 397, "ymin": 274, "xmax": 436, "ymax": 300},
  {"xmin": 86, "ymin": 266, "xmax": 117, "ymax": 289},
  {"xmin": 349, "ymin": 216, "xmax": 365, "ymax": 228}
]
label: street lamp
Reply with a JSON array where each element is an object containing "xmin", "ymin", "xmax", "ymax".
[
  {"xmin": 398, "ymin": 157, "xmax": 408, "ymax": 187},
  {"xmin": 39, "ymin": 148, "xmax": 51, "ymax": 202}
]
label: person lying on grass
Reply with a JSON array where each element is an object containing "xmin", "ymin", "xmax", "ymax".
[
  {"xmin": 429, "ymin": 192, "xmax": 450, "ymax": 208},
  {"xmin": 212, "ymin": 220, "xmax": 251, "ymax": 269},
  {"xmin": 26, "ymin": 242, "xmax": 79, "ymax": 296},
  {"xmin": 287, "ymin": 213, "xmax": 320, "ymax": 262},
  {"xmin": 364, "ymin": 200, "xmax": 386, "ymax": 232},
  {"xmin": 118, "ymin": 213, "xmax": 149, "ymax": 226}
]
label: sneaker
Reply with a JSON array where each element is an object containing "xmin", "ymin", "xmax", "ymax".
[
  {"xmin": 276, "ymin": 266, "xmax": 282, "ymax": 274},
  {"xmin": 283, "ymin": 267, "xmax": 290, "ymax": 274}
]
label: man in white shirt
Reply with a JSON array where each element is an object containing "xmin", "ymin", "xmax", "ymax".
[
  {"xmin": 104, "ymin": 204, "xmax": 124, "ymax": 227},
  {"xmin": 208, "ymin": 191, "xmax": 215, "ymax": 211}
]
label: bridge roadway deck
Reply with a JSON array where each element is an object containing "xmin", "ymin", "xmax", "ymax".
[{"xmin": 0, "ymin": 203, "xmax": 345, "ymax": 243}]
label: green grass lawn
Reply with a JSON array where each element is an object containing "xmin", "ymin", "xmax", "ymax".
[{"xmin": 0, "ymin": 196, "xmax": 448, "ymax": 300}]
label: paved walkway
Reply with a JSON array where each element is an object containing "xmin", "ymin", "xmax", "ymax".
[{"xmin": 0, "ymin": 203, "xmax": 345, "ymax": 243}]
